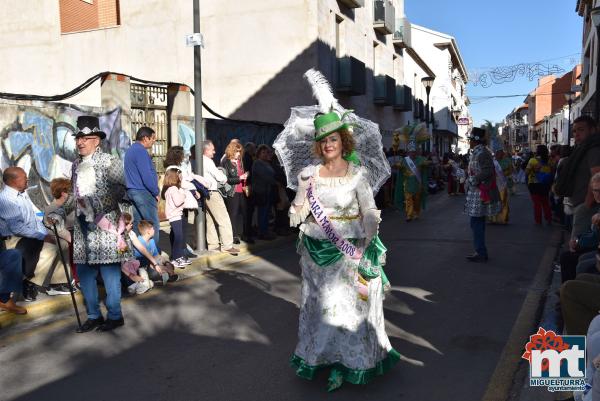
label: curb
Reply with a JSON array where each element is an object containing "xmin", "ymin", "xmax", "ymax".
[
  {"xmin": 481, "ymin": 228, "xmax": 563, "ymax": 401},
  {"xmin": 0, "ymin": 235, "xmax": 295, "ymax": 332}
]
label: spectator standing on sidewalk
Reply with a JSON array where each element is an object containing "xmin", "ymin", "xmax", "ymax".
[
  {"xmin": 464, "ymin": 127, "xmax": 500, "ymax": 263},
  {"xmin": 68, "ymin": 116, "xmax": 131, "ymax": 332},
  {"xmin": 220, "ymin": 142, "xmax": 249, "ymax": 244},
  {"xmin": 243, "ymin": 142, "xmax": 257, "ymax": 242},
  {"xmin": 555, "ymin": 115, "xmax": 600, "ymax": 241},
  {"xmin": 252, "ymin": 144, "xmax": 277, "ymax": 240},
  {"xmin": 124, "ymin": 127, "xmax": 160, "ymax": 248},
  {"xmin": 202, "ymin": 140, "xmax": 239, "ymax": 255}
]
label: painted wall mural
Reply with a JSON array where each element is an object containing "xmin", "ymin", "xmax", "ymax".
[{"xmin": 0, "ymin": 102, "xmax": 131, "ymax": 209}]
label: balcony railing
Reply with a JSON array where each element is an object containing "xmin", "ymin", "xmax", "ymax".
[
  {"xmin": 392, "ymin": 17, "xmax": 411, "ymax": 48},
  {"xmin": 336, "ymin": 56, "xmax": 366, "ymax": 96},
  {"xmin": 373, "ymin": 75, "xmax": 395, "ymax": 105},
  {"xmin": 338, "ymin": 0, "xmax": 365, "ymax": 8},
  {"xmin": 373, "ymin": 0, "xmax": 394, "ymax": 35}
]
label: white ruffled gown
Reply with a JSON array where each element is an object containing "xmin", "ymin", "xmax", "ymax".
[{"xmin": 289, "ymin": 164, "xmax": 399, "ymax": 391}]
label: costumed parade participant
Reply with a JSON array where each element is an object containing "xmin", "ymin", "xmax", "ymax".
[
  {"xmin": 273, "ymin": 69, "xmax": 399, "ymax": 392},
  {"xmin": 49, "ymin": 116, "xmax": 132, "ymax": 332},
  {"xmin": 464, "ymin": 127, "xmax": 501, "ymax": 262},
  {"xmin": 389, "ymin": 132, "xmax": 406, "ymax": 210},
  {"xmin": 394, "ymin": 123, "xmax": 431, "ymax": 222},
  {"xmin": 489, "ymin": 129, "xmax": 511, "ymax": 224}
]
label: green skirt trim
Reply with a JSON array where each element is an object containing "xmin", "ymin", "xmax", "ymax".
[{"xmin": 290, "ymin": 349, "xmax": 401, "ymax": 391}]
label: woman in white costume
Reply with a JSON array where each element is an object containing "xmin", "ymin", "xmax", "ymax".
[{"xmin": 285, "ymin": 105, "xmax": 399, "ymax": 391}]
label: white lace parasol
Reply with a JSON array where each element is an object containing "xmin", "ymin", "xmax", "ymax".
[{"xmin": 273, "ymin": 70, "xmax": 391, "ymax": 193}]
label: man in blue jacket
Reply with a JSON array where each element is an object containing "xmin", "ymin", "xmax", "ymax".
[{"xmin": 124, "ymin": 127, "xmax": 160, "ymax": 248}]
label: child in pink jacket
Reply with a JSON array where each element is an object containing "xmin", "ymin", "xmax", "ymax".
[{"xmin": 161, "ymin": 169, "xmax": 190, "ymax": 268}]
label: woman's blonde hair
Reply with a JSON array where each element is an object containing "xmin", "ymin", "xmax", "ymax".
[
  {"xmin": 225, "ymin": 142, "xmax": 244, "ymax": 160},
  {"xmin": 313, "ymin": 129, "xmax": 355, "ymax": 159},
  {"xmin": 161, "ymin": 169, "xmax": 182, "ymax": 200}
]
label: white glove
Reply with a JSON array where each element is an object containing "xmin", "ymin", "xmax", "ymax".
[
  {"xmin": 363, "ymin": 209, "xmax": 381, "ymax": 243},
  {"xmin": 291, "ymin": 171, "xmax": 311, "ymax": 209}
]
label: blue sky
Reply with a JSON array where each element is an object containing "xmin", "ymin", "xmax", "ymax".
[{"xmin": 405, "ymin": 0, "xmax": 582, "ymax": 126}]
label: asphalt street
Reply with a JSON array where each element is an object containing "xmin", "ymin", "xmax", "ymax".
[{"xmin": 0, "ymin": 185, "xmax": 559, "ymax": 401}]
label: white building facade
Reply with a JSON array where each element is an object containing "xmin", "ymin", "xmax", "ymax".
[{"xmin": 409, "ymin": 24, "xmax": 470, "ymax": 156}]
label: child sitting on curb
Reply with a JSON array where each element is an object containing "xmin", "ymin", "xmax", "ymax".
[
  {"xmin": 119, "ymin": 214, "xmax": 178, "ymax": 291},
  {"xmin": 133, "ymin": 219, "xmax": 179, "ymax": 284}
]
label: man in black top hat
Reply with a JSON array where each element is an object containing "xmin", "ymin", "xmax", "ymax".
[
  {"xmin": 464, "ymin": 127, "xmax": 501, "ymax": 262},
  {"xmin": 50, "ymin": 115, "xmax": 131, "ymax": 331}
]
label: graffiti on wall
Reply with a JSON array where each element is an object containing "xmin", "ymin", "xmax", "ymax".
[
  {"xmin": 0, "ymin": 103, "xmax": 131, "ymax": 209},
  {"xmin": 177, "ymin": 119, "xmax": 283, "ymax": 160}
]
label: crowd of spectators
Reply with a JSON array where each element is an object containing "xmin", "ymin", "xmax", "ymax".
[{"xmin": 0, "ymin": 127, "xmax": 294, "ymax": 321}]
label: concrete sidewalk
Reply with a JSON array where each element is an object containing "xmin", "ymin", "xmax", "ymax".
[{"xmin": 0, "ymin": 222, "xmax": 295, "ymax": 331}]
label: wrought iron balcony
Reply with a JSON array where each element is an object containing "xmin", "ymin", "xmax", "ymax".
[
  {"xmin": 373, "ymin": 0, "xmax": 395, "ymax": 35},
  {"xmin": 338, "ymin": 0, "xmax": 365, "ymax": 8},
  {"xmin": 336, "ymin": 56, "xmax": 366, "ymax": 95},
  {"xmin": 392, "ymin": 17, "xmax": 411, "ymax": 48},
  {"xmin": 373, "ymin": 75, "xmax": 395, "ymax": 106}
]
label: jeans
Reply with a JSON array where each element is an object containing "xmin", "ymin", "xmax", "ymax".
[
  {"xmin": 0, "ymin": 249, "xmax": 23, "ymax": 302},
  {"xmin": 77, "ymin": 263, "xmax": 122, "ymax": 320},
  {"xmin": 127, "ymin": 189, "xmax": 160, "ymax": 250},
  {"xmin": 470, "ymin": 216, "xmax": 487, "ymax": 257},
  {"xmin": 169, "ymin": 219, "xmax": 185, "ymax": 260},
  {"xmin": 257, "ymin": 201, "xmax": 271, "ymax": 235}
]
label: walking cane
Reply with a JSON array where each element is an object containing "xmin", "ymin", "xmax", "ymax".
[{"xmin": 50, "ymin": 221, "xmax": 84, "ymax": 333}]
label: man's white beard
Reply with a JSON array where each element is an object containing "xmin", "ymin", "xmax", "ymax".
[{"xmin": 76, "ymin": 159, "xmax": 97, "ymax": 222}]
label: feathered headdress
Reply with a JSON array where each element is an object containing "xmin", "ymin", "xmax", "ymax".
[
  {"xmin": 303, "ymin": 69, "xmax": 341, "ymax": 113},
  {"xmin": 394, "ymin": 123, "xmax": 430, "ymax": 151}
]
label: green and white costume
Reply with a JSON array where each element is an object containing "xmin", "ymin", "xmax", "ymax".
[{"xmin": 288, "ymin": 163, "xmax": 399, "ymax": 391}]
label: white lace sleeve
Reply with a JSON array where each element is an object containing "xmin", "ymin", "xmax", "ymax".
[{"xmin": 355, "ymin": 167, "xmax": 381, "ymax": 240}]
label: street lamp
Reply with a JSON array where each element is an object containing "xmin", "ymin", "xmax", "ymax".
[
  {"xmin": 591, "ymin": 6, "xmax": 600, "ymax": 122},
  {"xmin": 564, "ymin": 92, "xmax": 575, "ymax": 145},
  {"xmin": 421, "ymin": 77, "xmax": 434, "ymax": 128}
]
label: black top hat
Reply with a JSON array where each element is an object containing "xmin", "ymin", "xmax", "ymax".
[
  {"xmin": 468, "ymin": 127, "xmax": 486, "ymax": 142},
  {"xmin": 74, "ymin": 116, "xmax": 106, "ymax": 139}
]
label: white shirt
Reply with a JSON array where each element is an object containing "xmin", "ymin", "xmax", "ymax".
[
  {"xmin": 202, "ymin": 155, "xmax": 227, "ymax": 191},
  {"xmin": 0, "ymin": 185, "xmax": 47, "ymax": 239}
]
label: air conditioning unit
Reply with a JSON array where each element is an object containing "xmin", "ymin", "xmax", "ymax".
[
  {"xmin": 336, "ymin": 56, "xmax": 366, "ymax": 95},
  {"xmin": 373, "ymin": 75, "xmax": 395, "ymax": 105}
]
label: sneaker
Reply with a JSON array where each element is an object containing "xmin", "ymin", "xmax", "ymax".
[
  {"xmin": 22, "ymin": 283, "xmax": 38, "ymax": 302},
  {"xmin": 224, "ymin": 247, "xmax": 240, "ymax": 255},
  {"xmin": 46, "ymin": 284, "xmax": 74, "ymax": 296},
  {"xmin": 171, "ymin": 259, "xmax": 186, "ymax": 268},
  {"xmin": 167, "ymin": 274, "xmax": 180, "ymax": 283},
  {"xmin": 184, "ymin": 249, "xmax": 198, "ymax": 259},
  {"xmin": 180, "ymin": 257, "xmax": 192, "ymax": 265}
]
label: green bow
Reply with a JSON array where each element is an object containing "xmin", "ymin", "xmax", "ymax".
[{"xmin": 343, "ymin": 150, "xmax": 361, "ymax": 166}]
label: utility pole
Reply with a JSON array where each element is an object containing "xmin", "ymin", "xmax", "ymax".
[{"xmin": 193, "ymin": 0, "xmax": 206, "ymax": 252}]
